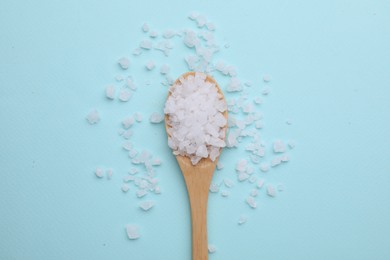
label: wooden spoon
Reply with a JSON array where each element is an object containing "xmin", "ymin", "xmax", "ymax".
[{"xmin": 165, "ymin": 72, "xmax": 228, "ymax": 260}]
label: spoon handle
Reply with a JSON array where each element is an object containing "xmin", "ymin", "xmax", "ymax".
[{"xmin": 183, "ymin": 169, "xmax": 214, "ymax": 260}]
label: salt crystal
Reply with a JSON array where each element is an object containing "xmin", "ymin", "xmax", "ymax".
[
  {"xmin": 196, "ymin": 15, "xmax": 207, "ymax": 28},
  {"xmin": 249, "ymin": 176, "xmax": 257, "ymax": 183},
  {"xmin": 149, "ymin": 30, "xmax": 158, "ymax": 38},
  {"xmin": 115, "ymin": 75, "xmax": 124, "ymax": 82},
  {"xmin": 139, "ymin": 200, "xmax": 154, "ymax": 211},
  {"xmin": 140, "ymin": 40, "xmax": 153, "ymax": 50},
  {"xmin": 163, "ymin": 30, "xmax": 176, "ymax": 39},
  {"xmin": 262, "ymin": 87, "xmax": 270, "ymax": 95},
  {"xmin": 267, "ymin": 184, "xmax": 276, "ymax": 197},
  {"xmin": 209, "ymin": 183, "xmax": 219, "ymax": 193},
  {"xmin": 238, "ymin": 172, "xmax": 249, "ymax": 182},
  {"xmin": 123, "ymin": 175, "xmax": 135, "ymax": 182},
  {"xmin": 122, "ymin": 129, "xmax": 133, "ymax": 139},
  {"xmin": 122, "ymin": 142, "xmax": 133, "ymax": 151},
  {"xmin": 226, "ymin": 77, "xmax": 242, "ymax": 92},
  {"xmin": 257, "ymin": 179, "xmax": 264, "ymax": 189},
  {"xmin": 263, "ymin": 75, "xmax": 271, "ymax": 82},
  {"xmin": 188, "ymin": 12, "xmax": 199, "ymax": 20},
  {"xmin": 106, "ymin": 169, "xmax": 113, "ymax": 179},
  {"xmin": 216, "ymin": 161, "xmax": 224, "ymax": 170},
  {"xmin": 250, "ymin": 189, "xmax": 258, "ymax": 197},
  {"xmin": 223, "ymin": 178, "xmax": 234, "ymax": 188},
  {"xmin": 238, "ymin": 215, "xmax": 247, "ymax": 225},
  {"xmin": 121, "ymin": 184, "xmax": 129, "ymax": 192},
  {"xmin": 160, "ymin": 64, "xmax": 170, "ymax": 75},
  {"xmin": 254, "ymin": 97, "xmax": 262, "ymax": 104},
  {"xmin": 255, "ymin": 121, "xmax": 263, "ymax": 129},
  {"xmin": 119, "ymin": 89, "xmax": 132, "ymax": 102},
  {"xmin": 221, "ymin": 190, "xmax": 230, "ymax": 197},
  {"xmin": 273, "ymin": 140, "xmax": 286, "ymax": 153},
  {"xmin": 134, "ymin": 113, "xmax": 143, "ymax": 122},
  {"xmin": 244, "ymin": 81, "xmax": 252, "ymax": 87},
  {"xmin": 288, "ymin": 140, "xmax": 296, "ymax": 149},
  {"xmin": 142, "ymin": 23, "xmax": 149, "ymax": 32},
  {"xmin": 154, "ymin": 186, "xmax": 161, "ymax": 194},
  {"xmin": 260, "ymin": 163, "xmax": 269, "ymax": 172},
  {"xmin": 129, "ymin": 168, "xmax": 138, "ymax": 175},
  {"xmin": 132, "ymin": 48, "xmax": 142, "ymax": 56},
  {"xmin": 151, "ymin": 158, "xmax": 162, "ymax": 166},
  {"xmin": 208, "ymin": 244, "xmax": 216, "ymax": 254},
  {"xmin": 128, "ymin": 149, "xmax": 138, "ymax": 158},
  {"xmin": 281, "ymin": 154, "xmax": 290, "ymax": 162},
  {"xmin": 126, "ymin": 225, "xmax": 140, "ymax": 240},
  {"xmin": 118, "ymin": 57, "xmax": 130, "ymax": 70},
  {"xmin": 86, "ymin": 110, "xmax": 100, "ymax": 124},
  {"xmin": 105, "ymin": 85, "xmax": 115, "ymax": 99},
  {"xmin": 206, "ymin": 22, "xmax": 216, "ymax": 31},
  {"xmin": 149, "ymin": 112, "xmax": 164, "ymax": 123},
  {"xmin": 246, "ymin": 166, "xmax": 254, "ymax": 174},
  {"xmin": 122, "ymin": 117, "xmax": 135, "ymax": 129},
  {"xmin": 246, "ymin": 196, "xmax": 257, "ymax": 209},
  {"xmin": 271, "ymin": 157, "xmax": 282, "ymax": 167},
  {"xmin": 277, "ymin": 183, "xmax": 285, "ymax": 191},
  {"xmin": 95, "ymin": 168, "xmax": 104, "ymax": 178},
  {"xmin": 235, "ymin": 159, "xmax": 247, "ymax": 172},
  {"xmin": 136, "ymin": 189, "xmax": 147, "ymax": 198},
  {"xmin": 145, "ymin": 60, "xmax": 155, "ymax": 70}
]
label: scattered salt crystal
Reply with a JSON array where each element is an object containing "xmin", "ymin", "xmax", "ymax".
[
  {"xmin": 140, "ymin": 40, "xmax": 153, "ymax": 50},
  {"xmin": 226, "ymin": 77, "xmax": 242, "ymax": 92},
  {"xmin": 255, "ymin": 121, "xmax": 263, "ymax": 129},
  {"xmin": 288, "ymin": 140, "xmax": 296, "ymax": 149},
  {"xmin": 145, "ymin": 60, "xmax": 155, "ymax": 70},
  {"xmin": 121, "ymin": 184, "xmax": 129, "ymax": 192},
  {"xmin": 206, "ymin": 22, "xmax": 216, "ymax": 31},
  {"xmin": 95, "ymin": 168, "xmax": 104, "ymax": 178},
  {"xmin": 221, "ymin": 190, "xmax": 230, "ymax": 197},
  {"xmin": 208, "ymin": 244, "xmax": 216, "ymax": 254},
  {"xmin": 260, "ymin": 163, "xmax": 269, "ymax": 172},
  {"xmin": 249, "ymin": 176, "xmax": 257, "ymax": 183},
  {"xmin": 145, "ymin": 80, "xmax": 151, "ymax": 86},
  {"xmin": 246, "ymin": 166, "xmax": 254, "ymax": 174},
  {"xmin": 195, "ymin": 15, "xmax": 207, "ymax": 28},
  {"xmin": 122, "ymin": 117, "xmax": 135, "ymax": 129},
  {"xmin": 118, "ymin": 57, "xmax": 130, "ymax": 70},
  {"xmin": 246, "ymin": 196, "xmax": 257, "ymax": 209},
  {"xmin": 281, "ymin": 154, "xmax": 290, "ymax": 162},
  {"xmin": 160, "ymin": 64, "xmax": 170, "ymax": 75},
  {"xmin": 122, "ymin": 142, "xmax": 133, "ymax": 151},
  {"xmin": 115, "ymin": 75, "xmax": 124, "ymax": 82},
  {"xmin": 139, "ymin": 200, "xmax": 154, "ymax": 211},
  {"xmin": 123, "ymin": 175, "xmax": 135, "ymax": 182},
  {"xmin": 134, "ymin": 113, "xmax": 143, "ymax": 122},
  {"xmin": 154, "ymin": 186, "xmax": 161, "ymax": 194},
  {"xmin": 119, "ymin": 89, "xmax": 132, "ymax": 102},
  {"xmin": 273, "ymin": 140, "xmax": 286, "ymax": 153},
  {"xmin": 236, "ymin": 159, "xmax": 247, "ymax": 172},
  {"xmin": 224, "ymin": 43, "xmax": 230, "ymax": 48},
  {"xmin": 163, "ymin": 30, "xmax": 176, "ymax": 39},
  {"xmin": 105, "ymin": 85, "xmax": 115, "ymax": 99},
  {"xmin": 216, "ymin": 161, "xmax": 224, "ymax": 170},
  {"xmin": 132, "ymin": 48, "xmax": 142, "ymax": 56},
  {"xmin": 254, "ymin": 97, "xmax": 262, "ymax": 104},
  {"xmin": 106, "ymin": 169, "xmax": 113, "ymax": 179},
  {"xmin": 223, "ymin": 179, "xmax": 234, "ymax": 188},
  {"xmin": 271, "ymin": 157, "xmax": 282, "ymax": 167},
  {"xmin": 188, "ymin": 12, "xmax": 199, "ymax": 20},
  {"xmin": 122, "ymin": 129, "xmax": 133, "ymax": 139},
  {"xmin": 257, "ymin": 179, "xmax": 265, "ymax": 189},
  {"xmin": 151, "ymin": 158, "xmax": 162, "ymax": 166},
  {"xmin": 126, "ymin": 225, "xmax": 140, "ymax": 240},
  {"xmin": 262, "ymin": 87, "xmax": 270, "ymax": 95},
  {"xmin": 238, "ymin": 215, "xmax": 247, "ymax": 225},
  {"xmin": 263, "ymin": 75, "xmax": 271, "ymax": 82},
  {"xmin": 244, "ymin": 81, "xmax": 252, "ymax": 87},
  {"xmin": 149, "ymin": 30, "xmax": 158, "ymax": 38},
  {"xmin": 142, "ymin": 23, "xmax": 149, "ymax": 32},
  {"xmin": 129, "ymin": 168, "xmax": 138, "ymax": 175},
  {"xmin": 209, "ymin": 183, "xmax": 219, "ymax": 193},
  {"xmin": 238, "ymin": 172, "xmax": 249, "ymax": 182},
  {"xmin": 277, "ymin": 184, "xmax": 285, "ymax": 191},
  {"xmin": 128, "ymin": 149, "xmax": 138, "ymax": 158},
  {"xmin": 136, "ymin": 189, "xmax": 147, "ymax": 198},
  {"xmin": 250, "ymin": 189, "xmax": 258, "ymax": 197},
  {"xmin": 267, "ymin": 184, "xmax": 276, "ymax": 197},
  {"xmin": 86, "ymin": 109, "xmax": 100, "ymax": 124},
  {"xmin": 149, "ymin": 112, "xmax": 164, "ymax": 123}
]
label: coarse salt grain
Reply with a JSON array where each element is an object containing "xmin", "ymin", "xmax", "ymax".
[
  {"xmin": 139, "ymin": 200, "xmax": 154, "ymax": 211},
  {"xmin": 126, "ymin": 225, "xmax": 140, "ymax": 240},
  {"xmin": 119, "ymin": 89, "xmax": 132, "ymax": 102},
  {"xmin": 238, "ymin": 215, "xmax": 247, "ymax": 225},
  {"xmin": 267, "ymin": 184, "xmax": 276, "ymax": 197},
  {"xmin": 106, "ymin": 169, "xmax": 113, "ymax": 179},
  {"xmin": 160, "ymin": 64, "xmax": 170, "ymax": 75},
  {"xmin": 121, "ymin": 184, "xmax": 129, "ymax": 192},
  {"xmin": 164, "ymin": 72, "xmax": 227, "ymax": 165},
  {"xmin": 86, "ymin": 109, "xmax": 100, "ymax": 124},
  {"xmin": 118, "ymin": 57, "xmax": 129, "ymax": 70},
  {"xmin": 208, "ymin": 244, "xmax": 216, "ymax": 254},
  {"xmin": 142, "ymin": 23, "xmax": 149, "ymax": 32},
  {"xmin": 246, "ymin": 196, "xmax": 257, "ymax": 209},
  {"xmin": 95, "ymin": 168, "xmax": 104, "ymax": 178},
  {"xmin": 273, "ymin": 140, "xmax": 286, "ymax": 153},
  {"xmin": 149, "ymin": 112, "xmax": 164, "ymax": 124},
  {"xmin": 145, "ymin": 60, "xmax": 155, "ymax": 70},
  {"xmin": 105, "ymin": 85, "xmax": 115, "ymax": 100}
]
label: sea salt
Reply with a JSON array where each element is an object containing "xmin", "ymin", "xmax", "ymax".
[
  {"xmin": 134, "ymin": 112, "xmax": 143, "ymax": 122},
  {"xmin": 105, "ymin": 85, "xmax": 115, "ymax": 100},
  {"xmin": 118, "ymin": 57, "xmax": 129, "ymax": 70},
  {"xmin": 142, "ymin": 23, "xmax": 149, "ymax": 32},
  {"xmin": 139, "ymin": 200, "xmax": 154, "ymax": 211},
  {"xmin": 149, "ymin": 30, "xmax": 158, "ymax": 38},
  {"xmin": 119, "ymin": 89, "xmax": 132, "ymax": 102},
  {"xmin": 106, "ymin": 169, "xmax": 113, "ymax": 179},
  {"xmin": 95, "ymin": 168, "xmax": 104, "ymax": 178},
  {"xmin": 216, "ymin": 162, "xmax": 224, "ymax": 170},
  {"xmin": 246, "ymin": 196, "xmax": 257, "ymax": 209},
  {"xmin": 273, "ymin": 140, "xmax": 286, "ymax": 153},
  {"xmin": 267, "ymin": 184, "xmax": 276, "ymax": 197},
  {"xmin": 250, "ymin": 189, "xmax": 258, "ymax": 197},
  {"xmin": 129, "ymin": 168, "xmax": 138, "ymax": 175},
  {"xmin": 263, "ymin": 75, "xmax": 271, "ymax": 82},
  {"xmin": 126, "ymin": 225, "xmax": 140, "ymax": 240},
  {"xmin": 209, "ymin": 183, "xmax": 219, "ymax": 193},
  {"xmin": 208, "ymin": 244, "xmax": 216, "ymax": 254},
  {"xmin": 160, "ymin": 64, "xmax": 170, "ymax": 75},
  {"xmin": 223, "ymin": 178, "xmax": 234, "ymax": 188},
  {"xmin": 121, "ymin": 184, "xmax": 129, "ymax": 192},
  {"xmin": 145, "ymin": 60, "xmax": 155, "ymax": 70},
  {"xmin": 221, "ymin": 190, "xmax": 230, "ymax": 197},
  {"xmin": 149, "ymin": 112, "xmax": 164, "ymax": 123},
  {"xmin": 257, "ymin": 179, "xmax": 265, "ymax": 189},
  {"xmin": 238, "ymin": 215, "xmax": 247, "ymax": 225},
  {"xmin": 86, "ymin": 109, "xmax": 100, "ymax": 124},
  {"xmin": 140, "ymin": 40, "xmax": 153, "ymax": 50},
  {"xmin": 164, "ymin": 72, "xmax": 227, "ymax": 165},
  {"xmin": 260, "ymin": 163, "xmax": 269, "ymax": 172}
]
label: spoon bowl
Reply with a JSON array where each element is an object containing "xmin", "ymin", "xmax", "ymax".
[{"xmin": 165, "ymin": 72, "xmax": 228, "ymax": 260}]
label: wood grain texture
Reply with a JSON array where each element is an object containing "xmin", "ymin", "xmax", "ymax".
[{"xmin": 165, "ymin": 72, "xmax": 228, "ymax": 260}]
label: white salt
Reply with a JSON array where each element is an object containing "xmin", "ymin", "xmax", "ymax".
[
  {"xmin": 149, "ymin": 112, "xmax": 164, "ymax": 123},
  {"xmin": 95, "ymin": 168, "xmax": 104, "ymax": 178},
  {"xmin": 263, "ymin": 75, "xmax": 271, "ymax": 82},
  {"xmin": 163, "ymin": 30, "xmax": 176, "ymax": 39},
  {"xmin": 221, "ymin": 190, "xmax": 230, "ymax": 197},
  {"xmin": 249, "ymin": 176, "xmax": 257, "ymax": 183},
  {"xmin": 277, "ymin": 183, "xmax": 285, "ymax": 191},
  {"xmin": 223, "ymin": 178, "xmax": 234, "ymax": 188},
  {"xmin": 273, "ymin": 140, "xmax": 286, "ymax": 153},
  {"xmin": 254, "ymin": 97, "xmax": 262, "ymax": 105},
  {"xmin": 129, "ymin": 168, "xmax": 138, "ymax": 175},
  {"xmin": 188, "ymin": 12, "xmax": 199, "ymax": 20},
  {"xmin": 271, "ymin": 157, "xmax": 282, "ymax": 167},
  {"xmin": 122, "ymin": 117, "xmax": 135, "ymax": 129},
  {"xmin": 238, "ymin": 172, "xmax": 249, "ymax": 182},
  {"xmin": 128, "ymin": 149, "xmax": 138, "ymax": 158},
  {"xmin": 250, "ymin": 189, "xmax": 258, "ymax": 197},
  {"xmin": 142, "ymin": 23, "xmax": 149, "ymax": 32},
  {"xmin": 121, "ymin": 184, "xmax": 129, "ymax": 192},
  {"xmin": 209, "ymin": 183, "xmax": 219, "ymax": 193},
  {"xmin": 238, "ymin": 215, "xmax": 247, "ymax": 225},
  {"xmin": 160, "ymin": 64, "xmax": 170, "ymax": 75},
  {"xmin": 151, "ymin": 158, "xmax": 162, "ymax": 166},
  {"xmin": 257, "ymin": 179, "xmax": 265, "ymax": 189},
  {"xmin": 149, "ymin": 30, "xmax": 158, "ymax": 38},
  {"xmin": 86, "ymin": 110, "xmax": 100, "ymax": 124},
  {"xmin": 139, "ymin": 200, "xmax": 154, "ymax": 211},
  {"xmin": 136, "ymin": 189, "xmax": 147, "ymax": 198},
  {"xmin": 145, "ymin": 60, "xmax": 155, "ymax": 70},
  {"xmin": 262, "ymin": 87, "xmax": 270, "ymax": 95},
  {"xmin": 236, "ymin": 159, "xmax": 247, "ymax": 172},
  {"xmin": 105, "ymin": 85, "xmax": 115, "ymax": 99},
  {"xmin": 246, "ymin": 196, "xmax": 257, "ymax": 209},
  {"xmin": 208, "ymin": 244, "xmax": 216, "ymax": 254},
  {"xmin": 267, "ymin": 184, "xmax": 276, "ymax": 197},
  {"xmin": 226, "ymin": 77, "xmax": 242, "ymax": 92},
  {"xmin": 140, "ymin": 40, "xmax": 153, "ymax": 50},
  {"xmin": 118, "ymin": 57, "xmax": 129, "ymax": 70},
  {"xmin": 126, "ymin": 225, "xmax": 140, "ymax": 240},
  {"xmin": 216, "ymin": 161, "xmax": 224, "ymax": 170},
  {"xmin": 206, "ymin": 22, "xmax": 216, "ymax": 31},
  {"xmin": 288, "ymin": 140, "xmax": 296, "ymax": 149},
  {"xmin": 164, "ymin": 72, "xmax": 227, "ymax": 165},
  {"xmin": 119, "ymin": 89, "xmax": 132, "ymax": 102},
  {"xmin": 132, "ymin": 48, "xmax": 142, "ymax": 56},
  {"xmin": 134, "ymin": 112, "xmax": 143, "ymax": 122},
  {"xmin": 106, "ymin": 169, "xmax": 113, "ymax": 179},
  {"xmin": 122, "ymin": 129, "xmax": 133, "ymax": 139},
  {"xmin": 260, "ymin": 163, "xmax": 269, "ymax": 172}
]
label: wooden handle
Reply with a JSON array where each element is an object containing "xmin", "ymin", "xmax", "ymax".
[
  {"xmin": 183, "ymin": 169, "xmax": 213, "ymax": 260},
  {"xmin": 178, "ymin": 157, "xmax": 216, "ymax": 260}
]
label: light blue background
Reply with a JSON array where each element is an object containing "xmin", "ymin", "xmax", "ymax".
[{"xmin": 1, "ymin": 0, "xmax": 390, "ymax": 259}]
